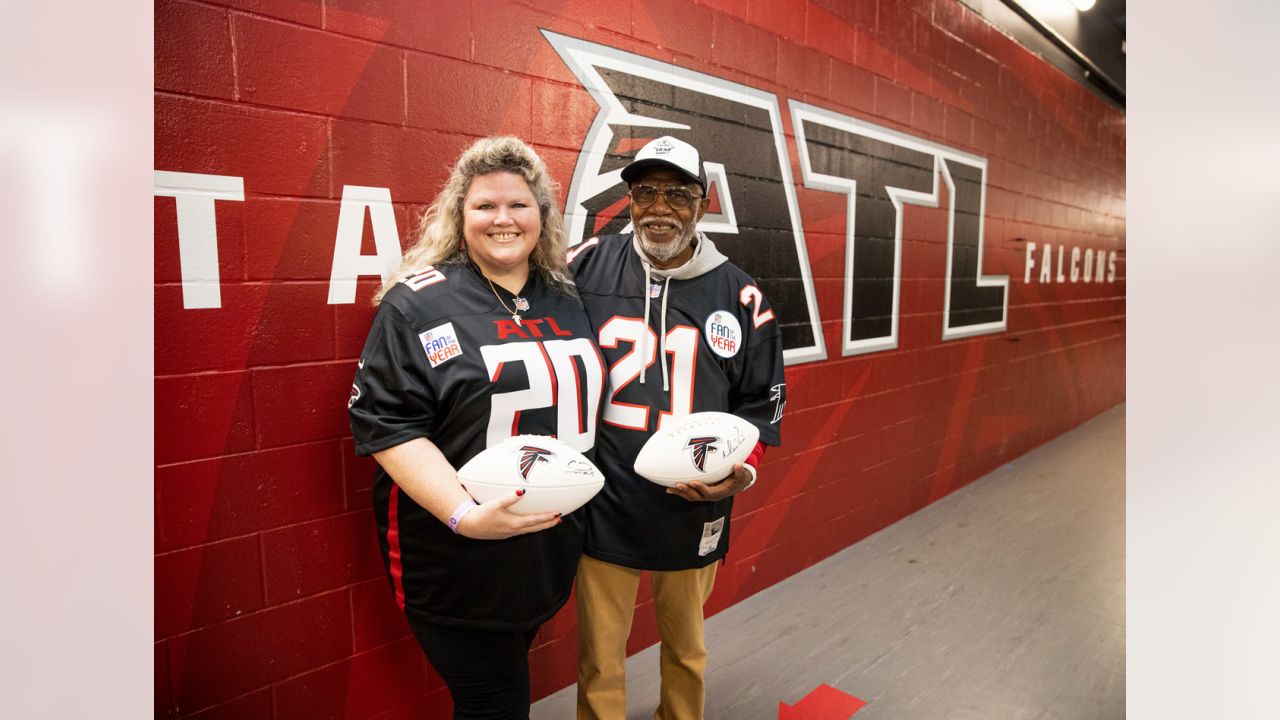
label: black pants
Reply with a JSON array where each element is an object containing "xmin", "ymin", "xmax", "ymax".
[{"xmin": 408, "ymin": 619, "xmax": 540, "ymax": 720}]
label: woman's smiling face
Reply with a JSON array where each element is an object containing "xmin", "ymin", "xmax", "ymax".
[{"xmin": 462, "ymin": 171, "xmax": 542, "ymax": 282}]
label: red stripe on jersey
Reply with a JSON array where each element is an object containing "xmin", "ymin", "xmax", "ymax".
[
  {"xmin": 537, "ymin": 341, "xmax": 561, "ymax": 431},
  {"xmin": 387, "ymin": 484, "xmax": 406, "ymax": 610},
  {"xmin": 568, "ymin": 351, "xmax": 585, "ymax": 435},
  {"xmin": 745, "ymin": 441, "xmax": 767, "ymax": 469},
  {"xmin": 566, "ymin": 236, "xmax": 599, "ymax": 264}
]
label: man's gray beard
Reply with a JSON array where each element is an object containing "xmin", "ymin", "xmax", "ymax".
[{"xmin": 636, "ymin": 221, "xmax": 697, "ymax": 265}]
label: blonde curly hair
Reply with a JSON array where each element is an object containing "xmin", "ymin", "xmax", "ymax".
[{"xmin": 374, "ymin": 136, "xmax": 575, "ymax": 304}]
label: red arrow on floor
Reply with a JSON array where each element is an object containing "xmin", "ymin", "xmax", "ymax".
[{"xmin": 778, "ymin": 684, "xmax": 867, "ymax": 720}]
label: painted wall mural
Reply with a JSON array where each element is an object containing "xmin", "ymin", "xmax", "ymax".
[{"xmin": 154, "ymin": 0, "xmax": 1125, "ymax": 716}]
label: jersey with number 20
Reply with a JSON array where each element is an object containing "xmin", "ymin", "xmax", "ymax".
[{"xmin": 349, "ymin": 262, "xmax": 605, "ymax": 631}]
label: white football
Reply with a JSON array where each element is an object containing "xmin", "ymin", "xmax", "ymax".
[
  {"xmin": 457, "ymin": 435, "xmax": 605, "ymax": 515},
  {"xmin": 634, "ymin": 412, "xmax": 760, "ymax": 487}
]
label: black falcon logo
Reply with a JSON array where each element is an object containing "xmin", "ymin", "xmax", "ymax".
[
  {"xmin": 685, "ymin": 436, "xmax": 721, "ymax": 473},
  {"xmin": 519, "ymin": 446, "xmax": 555, "ymax": 480}
]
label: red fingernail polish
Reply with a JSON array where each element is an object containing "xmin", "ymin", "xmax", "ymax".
[{"xmin": 516, "ymin": 489, "xmax": 525, "ymax": 497}]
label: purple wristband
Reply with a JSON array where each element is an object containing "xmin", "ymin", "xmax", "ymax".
[{"xmin": 448, "ymin": 499, "xmax": 478, "ymax": 534}]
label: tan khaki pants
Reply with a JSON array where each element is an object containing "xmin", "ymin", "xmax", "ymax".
[{"xmin": 576, "ymin": 554, "xmax": 718, "ymax": 720}]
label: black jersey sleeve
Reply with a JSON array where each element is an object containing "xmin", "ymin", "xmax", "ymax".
[
  {"xmin": 566, "ymin": 236, "xmax": 603, "ymax": 276},
  {"xmin": 730, "ymin": 288, "xmax": 786, "ymax": 448},
  {"xmin": 348, "ymin": 302, "xmax": 439, "ymax": 456}
]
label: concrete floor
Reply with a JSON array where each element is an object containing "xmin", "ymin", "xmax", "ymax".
[{"xmin": 533, "ymin": 404, "xmax": 1125, "ymax": 720}]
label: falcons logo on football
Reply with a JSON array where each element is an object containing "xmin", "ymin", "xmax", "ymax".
[
  {"xmin": 685, "ymin": 436, "xmax": 721, "ymax": 473},
  {"xmin": 519, "ymin": 446, "xmax": 555, "ymax": 480}
]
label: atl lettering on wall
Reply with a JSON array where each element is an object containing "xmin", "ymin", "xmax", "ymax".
[{"xmin": 156, "ymin": 30, "xmax": 1117, "ymax": 363}]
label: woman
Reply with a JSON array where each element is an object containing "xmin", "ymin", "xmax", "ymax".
[{"xmin": 348, "ymin": 136, "xmax": 605, "ymax": 719}]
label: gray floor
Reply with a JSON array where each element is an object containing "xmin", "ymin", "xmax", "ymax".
[{"xmin": 533, "ymin": 404, "xmax": 1125, "ymax": 720}]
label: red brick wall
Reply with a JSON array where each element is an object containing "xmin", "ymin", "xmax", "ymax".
[{"xmin": 154, "ymin": 0, "xmax": 1125, "ymax": 716}]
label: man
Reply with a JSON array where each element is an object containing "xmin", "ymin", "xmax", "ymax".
[{"xmin": 568, "ymin": 135, "xmax": 786, "ymax": 720}]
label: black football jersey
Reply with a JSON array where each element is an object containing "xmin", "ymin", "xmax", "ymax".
[
  {"xmin": 349, "ymin": 262, "xmax": 605, "ymax": 630},
  {"xmin": 570, "ymin": 234, "xmax": 786, "ymax": 570}
]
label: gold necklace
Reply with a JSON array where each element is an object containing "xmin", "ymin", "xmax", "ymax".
[{"xmin": 486, "ymin": 276, "xmax": 528, "ymax": 325}]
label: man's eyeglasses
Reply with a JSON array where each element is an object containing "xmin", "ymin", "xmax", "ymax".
[{"xmin": 629, "ymin": 184, "xmax": 703, "ymax": 210}]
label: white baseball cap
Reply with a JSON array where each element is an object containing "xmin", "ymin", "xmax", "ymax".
[{"xmin": 621, "ymin": 135, "xmax": 707, "ymax": 192}]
